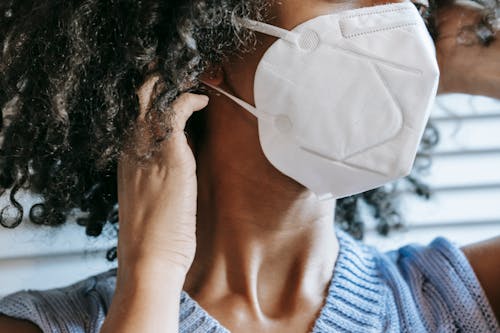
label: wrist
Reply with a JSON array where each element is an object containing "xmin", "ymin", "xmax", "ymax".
[
  {"xmin": 116, "ymin": 239, "xmax": 195, "ymax": 278},
  {"xmin": 116, "ymin": 258, "xmax": 188, "ymax": 293}
]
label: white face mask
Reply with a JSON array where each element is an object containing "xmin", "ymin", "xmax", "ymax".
[{"xmin": 204, "ymin": 1, "xmax": 440, "ymax": 200}]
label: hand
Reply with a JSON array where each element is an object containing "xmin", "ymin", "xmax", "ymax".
[
  {"xmin": 116, "ymin": 75, "xmax": 209, "ymax": 277},
  {"xmin": 435, "ymin": 3, "xmax": 500, "ymax": 98}
]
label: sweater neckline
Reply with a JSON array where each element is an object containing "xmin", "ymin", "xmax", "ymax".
[{"xmin": 178, "ymin": 228, "xmax": 386, "ymax": 332}]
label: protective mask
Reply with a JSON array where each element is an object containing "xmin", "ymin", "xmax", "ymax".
[{"xmin": 204, "ymin": 1, "xmax": 440, "ymax": 199}]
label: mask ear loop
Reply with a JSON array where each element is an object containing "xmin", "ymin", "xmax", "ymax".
[
  {"xmin": 201, "ymin": 81, "xmax": 276, "ymax": 123},
  {"xmin": 200, "ymin": 18, "xmax": 300, "ymax": 123},
  {"xmin": 235, "ymin": 17, "xmax": 300, "ymax": 45},
  {"xmin": 206, "ymin": 18, "xmax": 336, "ymax": 199}
]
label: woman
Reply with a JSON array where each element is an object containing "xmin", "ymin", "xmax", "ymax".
[{"xmin": 0, "ymin": 0, "xmax": 499, "ymax": 332}]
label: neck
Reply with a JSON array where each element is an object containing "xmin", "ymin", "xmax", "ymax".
[{"xmin": 184, "ymin": 100, "xmax": 339, "ymax": 322}]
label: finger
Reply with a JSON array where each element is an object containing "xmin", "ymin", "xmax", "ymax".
[
  {"xmin": 128, "ymin": 75, "xmax": 165, "ymax": 157},
  {"xmin": 170, "ymin": 93, "xmax": 209, "ymax": 131},
  {"xmin": 136, "ymin": 75, "xmax": 162, "ymax": 123}
]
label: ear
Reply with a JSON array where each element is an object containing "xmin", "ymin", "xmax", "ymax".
[{"xmin": 199, "ymin": 64, "xmax": 224, "ymax": 86}]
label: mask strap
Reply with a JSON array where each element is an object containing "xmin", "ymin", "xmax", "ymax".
[
  {"xmin": 201, "ymin": 80, "xmax": 276, "ymax": 123},
  {"xmin": 200, "ymin": 17, "xmax": 298, "ymax": 124},
  {"xmin": 235, "ymin": 17, "xmax": 300, "ymax": 45}
]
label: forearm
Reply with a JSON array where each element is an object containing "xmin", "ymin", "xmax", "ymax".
[
  {"xmin": 434, "ymin": 2, "xmax": 500, "ymax": 99},
  {"xmin": 100, "ymin": 263, "xmax": 186, "ymax": 333},
  {"xmin": 437, "ymin": 31, "xmax": 500, "ymax": 98}
]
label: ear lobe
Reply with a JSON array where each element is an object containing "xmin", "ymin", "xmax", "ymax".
[{"xmin": 199, "ymin": 65, "xmax": 224, "ymax": 85}]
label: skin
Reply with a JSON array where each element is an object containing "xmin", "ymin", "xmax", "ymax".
[
  {"xmin": 1, "ymin": 0, "xmax": 499, "ymax": 332},
  {"xmin": 190, "ymin": 1, "xmax": 500, "ymax": 331},
  {"xmin": 435, "ymin": 3, "xmax": 500, "ymax": 98}
]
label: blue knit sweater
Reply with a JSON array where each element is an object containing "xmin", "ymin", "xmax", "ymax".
[{"xmin": 0, "ymin": 228, "xmax": 498, "ymax": 333}]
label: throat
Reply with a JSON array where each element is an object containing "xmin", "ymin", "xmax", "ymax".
[
  {"xmin": 184, "ymin": 111, "xmax": 340, "ymax": 329},
  {"xmin": 184, "ymin": 214, "xmax": 339, "ymax": 326}
]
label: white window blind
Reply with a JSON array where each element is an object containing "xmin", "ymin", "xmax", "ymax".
[
  {"xmin": 1, "ymin": 93, "xmax": 500, "ymax": 297},
  {"xmin": 365, "ymin": 94, "xmax": 500, "ymax": 250}
]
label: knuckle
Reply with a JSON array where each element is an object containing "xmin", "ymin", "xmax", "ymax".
[{"xmin": 175, "ymin": 93, "xmax": 192, "ymax": 112}]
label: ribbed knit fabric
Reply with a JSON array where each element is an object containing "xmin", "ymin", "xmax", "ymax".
[{"xmin": 0, "ymin": 228, "xmax": 498, "ymax": 333}]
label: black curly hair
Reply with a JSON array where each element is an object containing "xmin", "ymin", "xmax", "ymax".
[{"xmin": 0, "ymin": 0, "xmax": 496, "ymax": 261}]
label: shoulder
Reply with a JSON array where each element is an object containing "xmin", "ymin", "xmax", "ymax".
[
  {"xmin": 0, "ymin": 268, "xmax": 117, "ymax": 333},
  {"xmin": 376, "ymin": 235, "xmax": 500, "ymax": 332},
  {"xmin": 0, "ymin": 314, "xmax": 42, "ymax": 333},
  {"xmin": 461, "ymin": 236, "xmax": 500, "ymax": 323}
]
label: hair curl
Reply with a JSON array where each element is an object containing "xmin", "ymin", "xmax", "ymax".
[{"xmin": 0, "ymin": 0, "xmax": 496, "ymax": 261}]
